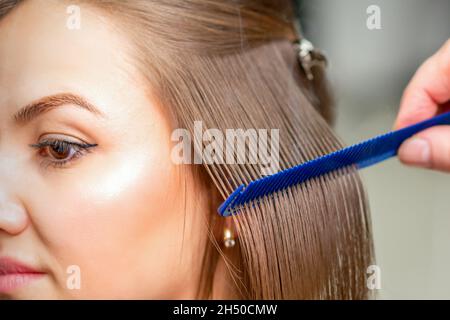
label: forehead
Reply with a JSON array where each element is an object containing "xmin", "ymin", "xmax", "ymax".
[{"xmin": 0, "ymin": 0, "xmax": 136, "ymax": 113}]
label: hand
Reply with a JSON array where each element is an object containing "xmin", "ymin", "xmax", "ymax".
[{"xmin": 394, "ymin": 39, "xmax": 450, "ymax": 172}]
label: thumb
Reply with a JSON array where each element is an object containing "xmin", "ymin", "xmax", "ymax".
[{"xmin": 398, "ymin": 126, "xmax": 450, "ymax": 172}]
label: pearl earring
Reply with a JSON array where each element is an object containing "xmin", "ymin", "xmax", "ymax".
[{"xmin": 223, "ymin": 228, "xmax": 236, "ymax": 248}]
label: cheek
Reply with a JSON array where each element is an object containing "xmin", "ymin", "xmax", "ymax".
[{"xmin": 28, "ymin": 136, "xmax": 188, "ymax": 297}]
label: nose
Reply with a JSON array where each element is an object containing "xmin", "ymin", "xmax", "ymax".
[
  {"xmin": 0, "ymin": 154, "xmax": 29, "ymax": 235},
  {"xmin": 0, "ymin": 193, "xmax": 28, "ymax": 235}
]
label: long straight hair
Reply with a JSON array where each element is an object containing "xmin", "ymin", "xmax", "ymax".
[{"xmin": 0, "ymin": 0, "xmax": 374, "ymax": 299}]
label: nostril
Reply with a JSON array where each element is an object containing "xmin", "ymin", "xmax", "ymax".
[{"xmin": 0, "ymin": 200, "xmax": 29, "ymax": 235}]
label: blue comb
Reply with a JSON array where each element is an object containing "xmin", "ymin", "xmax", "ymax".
[{"xmin": 218, "ymin": 111, "xmax": 450, "ymax": 217}]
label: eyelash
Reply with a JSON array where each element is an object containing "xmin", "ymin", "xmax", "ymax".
[{"xmin": 30, "ymin": 138, "xmax": 98, "ymax": 169}]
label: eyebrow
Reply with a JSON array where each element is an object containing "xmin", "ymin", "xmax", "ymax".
[{"xmin": 13, "ymin": 93, "xmax": 105, "ymax": 125}]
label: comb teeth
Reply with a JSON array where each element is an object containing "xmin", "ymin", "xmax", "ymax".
[{"xmin": 218, "ymin": 111, "xmax": 450, "ymax": 217}]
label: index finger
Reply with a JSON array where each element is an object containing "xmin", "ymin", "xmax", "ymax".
[{"xmin": 394, "ymin": 39, "xmax": 450, "ymax": 130}]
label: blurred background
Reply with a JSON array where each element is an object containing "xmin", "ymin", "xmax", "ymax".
[{"xmin": 297, "ymin": 0, "xmax": 450, "ymax": 299}]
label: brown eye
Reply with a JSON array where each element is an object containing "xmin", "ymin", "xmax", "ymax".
[
  {"xmin": 44, "ymin": 142, "xmax": 75, "ymax": 161},
  {"xmin": 30, "ymin": 138, "xmax": 98, "ymax": 169}
]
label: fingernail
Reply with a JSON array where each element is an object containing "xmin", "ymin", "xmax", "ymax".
[{"xmin": 399, "ymin": 137, "xmax": 431, "ymax": 167}]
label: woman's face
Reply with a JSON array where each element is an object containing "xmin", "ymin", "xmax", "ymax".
[{"xmin": 0, "ymin": 0, "xmax": 209, "ymax": 299}]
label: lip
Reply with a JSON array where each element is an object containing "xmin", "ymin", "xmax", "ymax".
[{"xmin": 0, "ymin": 257, "xmax": 45, "ymax": 293}]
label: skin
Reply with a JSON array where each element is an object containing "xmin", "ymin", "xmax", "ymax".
[
  {"xmin": 0, "ymin": 0, "xmax": 231, "ymax": 299},
  {"xmin": 395, "ymin": 39, "xmax": 450, "ymax": 172}
]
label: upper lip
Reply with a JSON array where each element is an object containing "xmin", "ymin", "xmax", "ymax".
[{"xmin": 0, "ymin": 257, "xmax": 44, "ymax": 275}]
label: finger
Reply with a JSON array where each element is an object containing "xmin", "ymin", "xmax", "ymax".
[
  {"xmin": 398, "ymin": 125, "xmax": 450, "ymax": 172},
  {"xmin": 394, "ymin": 39, "xmax": 450, "ymax": 130}
]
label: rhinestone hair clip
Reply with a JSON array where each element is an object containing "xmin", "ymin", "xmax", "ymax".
[{"xmin": 293, "ymin": 38, "xmax": 328, "ymax": 81}]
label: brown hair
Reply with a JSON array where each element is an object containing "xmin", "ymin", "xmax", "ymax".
[{"xmin": 0, "ymin": 0, "xmax": 374, "ymax": 299}]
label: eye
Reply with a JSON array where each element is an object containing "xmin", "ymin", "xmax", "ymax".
[{"xmin": 30, "ymin": 137, "xmax": 98, "ymax": 169}]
